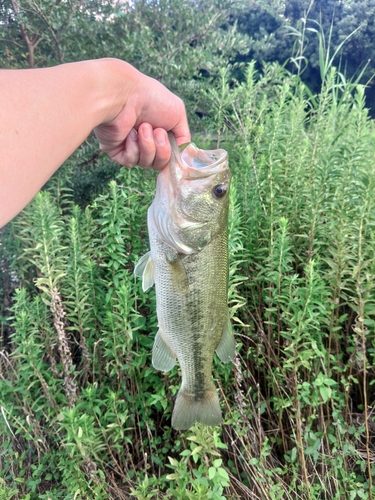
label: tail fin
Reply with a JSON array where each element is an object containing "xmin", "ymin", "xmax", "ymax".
[{"xmin": 171, "ymin": 388, "xmax": 222, "ymax": 430}]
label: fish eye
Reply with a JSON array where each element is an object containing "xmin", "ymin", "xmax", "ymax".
[{"xmin": 212, "ymin": 184, "xmax": 227, "ymax": 199}]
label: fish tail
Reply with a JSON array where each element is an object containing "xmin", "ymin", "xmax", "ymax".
[{"xmin": 171, "ymin": 387, "xmax": 222, "ymax": 430}]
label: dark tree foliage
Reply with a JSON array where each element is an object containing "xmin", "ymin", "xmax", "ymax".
[{"xmin": 235, "ymin": 0, "xmax": 375, "ymax": 109}]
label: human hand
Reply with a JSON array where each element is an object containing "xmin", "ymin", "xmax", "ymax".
[
  {"xmin": 0, "ymin": 58, "xmax": 190, "ymax": 227},
  {"xmin": 94, "ymin": 62, "xmax": 191, "ymax": 171}
]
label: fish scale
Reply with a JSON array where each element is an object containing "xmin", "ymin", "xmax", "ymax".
[{"xmin": 135, "ymin": 133, "xmax": 235, "ymax": 430}]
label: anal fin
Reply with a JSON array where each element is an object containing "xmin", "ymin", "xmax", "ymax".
[{"xmin": 215, "ymin": 316, "xmax": 235, "ymax": 363}]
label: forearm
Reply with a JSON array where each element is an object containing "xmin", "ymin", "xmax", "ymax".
[{"xmin": 0, "ymin": 58, "xmax": 140, "ymax": 227}]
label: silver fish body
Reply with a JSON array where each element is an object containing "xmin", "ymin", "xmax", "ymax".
[{"xmin": 135, "ymin": 134, "xmax": 234, "ymax": 430}]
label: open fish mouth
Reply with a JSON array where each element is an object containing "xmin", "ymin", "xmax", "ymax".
[
  {"xmin": 169, "ymin": 133, "xmax": 229, "ymax": 181},
  {"xmin": 148, "ymin": 134, "xmax": 231, "ymax": 255},
  {"xmin": 181, "ymin": 145, "xmax": 228, "ymax": 175}
]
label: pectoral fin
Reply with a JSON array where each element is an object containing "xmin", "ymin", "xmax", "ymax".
[
  {"xmin": 134, "ymin": 251, "xmax": 155, "ymax": 292},
  {"xmin": 164, "ymin": 248, "xmax": 189, "ymax": 293},
  {"xmin": 152, "ymin": 330, "xmax": 176, "ymax": 372},
  {"xmin": 215, "ymin": 317, "xmax": 235, "ymax": 363},
  {"xmin": 168, "ymin": 257, "xmax": 189, "ymax": 293}
]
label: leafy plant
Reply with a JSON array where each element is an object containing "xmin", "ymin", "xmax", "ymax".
[{"xmin": 2, "ymin": 4, "xmax": 375, "ymax": 498}]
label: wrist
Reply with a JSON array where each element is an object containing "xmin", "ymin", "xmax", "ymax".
[{"xmin": 89, "ymin": 58, "xmax": 142, "ymax": 127}]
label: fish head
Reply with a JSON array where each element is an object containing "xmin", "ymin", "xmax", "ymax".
[{"xmin": 149, "ymin": 134, "xmax": 231, "ymax": 254}]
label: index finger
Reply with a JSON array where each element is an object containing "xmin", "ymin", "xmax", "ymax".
[{"xmin": 170, "ymin": 105, "xmax": 191, "ymax": 146}]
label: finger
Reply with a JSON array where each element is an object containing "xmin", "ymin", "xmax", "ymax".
[
  {"xmin": 110, "ymin": 128, "xmax": 140, "ymax": 167},
  {"xmin": 137, "ymin": 123, "xmax": 157, "ymax": 169},
  {"xmin": 170, "ymin": 101, "xmax": 191, "ymax": 146},
  {"xmin": 173, "ymin": 129, "xmax": 191, "ymax": 146},
  {"xmin": 152, "ymin": 128, "xmax": 171, "ymax": 171}
]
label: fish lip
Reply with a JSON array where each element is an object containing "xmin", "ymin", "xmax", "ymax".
[
  {"xmin": 168, "ymin": 133, "xmax": 229, "ymax": 181},
  {"xmin": 180, "ymin": 145, "xmax": 228, "ymax": 180}
]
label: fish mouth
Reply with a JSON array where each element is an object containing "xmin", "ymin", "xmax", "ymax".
[
  {"xmin": 167, "ymin": 132, "xmax": 229, "ymax": 232},
  {"xmin": 180, "ymin": 145, "xmax": 228, "ymax": 179},
  {"xmin": 168, "ymin": 133, "xmax": 228, "ymax": 181},
  {"xmin": 149, "ymin": 134, "xmax": 228, "ymax": 255}
]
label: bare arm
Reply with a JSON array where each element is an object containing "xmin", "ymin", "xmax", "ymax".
[{"xmin": 0, "ymin": 58, "xmax": 190, "ymax": 227}]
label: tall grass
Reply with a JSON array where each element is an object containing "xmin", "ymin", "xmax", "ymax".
[
  {"xmin": 212, "ymin": 61, "xmax": 375, "ymax": 498},
  {"xmin": 1, "ymin": 61, "xmax": 375, "ymax": 499}
]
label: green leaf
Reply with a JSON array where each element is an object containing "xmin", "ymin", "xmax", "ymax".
[
  {"xmin": 208, "ymin": 467, "xmax": 216, "ymax": 480},
  {"xmin": 319, "ymin": 386, "xmax": 332, "ymax": 403}
]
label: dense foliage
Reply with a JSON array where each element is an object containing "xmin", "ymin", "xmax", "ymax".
[
  {"xmin": 1, "ymin": 1, "xmax": 375, "ymax": 499},
  {"xmin": 235, "ymin": 0, "xmax": 375, "ymax": 109},
  {"xmin": 0, "ymin": 0, "xmax": 249, "ymax": 127}
]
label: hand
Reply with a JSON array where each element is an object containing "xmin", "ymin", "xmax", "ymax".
[
  {"xmin": 94, "ymin": 69, "xmax": 191, "ymax": 171},
  {"xmin": 0, "ymin": 58, "xmax": 191, "ymax": 226}
]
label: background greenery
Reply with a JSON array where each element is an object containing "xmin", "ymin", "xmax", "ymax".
[{"xmin": 1, "ymin": 0, "xmax": 375, "ymax": 498}]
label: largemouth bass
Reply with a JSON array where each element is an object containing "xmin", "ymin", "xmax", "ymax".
[{"xmin": 134, "ymin": 133, "xmax": 234, "ymax": 430}]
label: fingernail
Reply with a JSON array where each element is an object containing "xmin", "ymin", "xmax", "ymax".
[
  {"xmin": 142, "ymin": 125, "xmax": 152, "ymax": 141},
  {"xmin": 155, "ymin": 129, "xmax": 166, "ymax": 146},
  {"xmin": 129, "ymin": 128, "xmax": 138, "ymax": 141}
]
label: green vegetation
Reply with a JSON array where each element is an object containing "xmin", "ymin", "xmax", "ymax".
[
  {"xmin": 235, "ymin": 0, "xmax": 375, "ymax": 111},
  {"xmin": 1, "ymin": 0, "xmax": 375, "ymax": 498}
]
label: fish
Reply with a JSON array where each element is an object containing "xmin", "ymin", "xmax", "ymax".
[{"xmin": 134, "ymin": 133, "xmax": 234, "ymax": 430}]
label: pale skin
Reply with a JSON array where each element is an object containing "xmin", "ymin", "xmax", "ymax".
[{"xmin": 0, "ymin": 58, "xmax": 191, "ymax": 228}]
